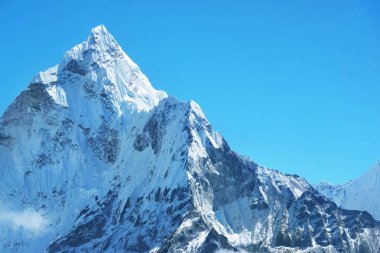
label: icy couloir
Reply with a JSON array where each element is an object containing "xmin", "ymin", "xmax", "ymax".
[{"xmin": 0, "ymin": 25, "xmax": 379, "ymax": 253}]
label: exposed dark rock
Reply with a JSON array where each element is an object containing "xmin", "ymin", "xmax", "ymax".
[
  {"xmin": 133, "ymin": 134, "xmax": 149, "ymax": 151},
  {"xmin": 199, "ymin": 229, "xmax": 239, "ymax": 253},
  {"xmin": 63, "ymin": 59, "xmax": 87, "ymax": 76},
  {"xmin": 0, "ymin": 133, "xmax": 14, "ymax": 147},
  {"xmin": 33, "ymin": 153, "xmax": 54, "ymax": 168},
  {"xmin": 47, "ymin": 214, "xmax": 106, "ymax": 252},
  {"xmin": 87, "ymin": 123, "xmax": 120, "ymax": 163},
  {"xmin": 143, "ymin": 116, "xmax": 162, "ymax": 154}
]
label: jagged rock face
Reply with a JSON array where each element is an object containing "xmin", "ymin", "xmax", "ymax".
[{"xmin": 1, "ymin": 25, "xmax": 380, "ymax": 253}]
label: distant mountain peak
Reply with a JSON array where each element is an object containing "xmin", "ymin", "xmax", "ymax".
[{"xmin": 315, "ymin": 161, "xmax": 380, "ymax": 220}]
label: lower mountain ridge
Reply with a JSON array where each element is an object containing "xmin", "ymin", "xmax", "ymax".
[
  {"xmin": 315, "ymin": 162, "xmax": 380, "ymax": 221},
  {"xmin": 0, "ymin": 25, "xmax": 379, "ymax": 253}
]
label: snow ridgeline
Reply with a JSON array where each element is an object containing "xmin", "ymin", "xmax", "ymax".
[{"xmin": 315, "ymin": 162, "xmax": 380, "ymax": 220}]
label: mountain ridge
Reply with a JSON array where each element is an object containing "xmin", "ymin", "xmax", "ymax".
[
  {"xmin": 0, "ymin": 25, "xmax": 379, "ymax": 253},
  {"xmin": 315, "ymin": 162, "xmax": 380, "ymax": 220}
]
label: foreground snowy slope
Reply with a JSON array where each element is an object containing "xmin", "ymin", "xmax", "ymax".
[
  {"xmin": 0, "ymin": 25, "xmax": 380, "ymax": 253},
  {"xmin": 315, "ymin": 162, "xmax": 380, "ymax": 220}
]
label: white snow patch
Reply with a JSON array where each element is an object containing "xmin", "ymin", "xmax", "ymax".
[
  {"xmin": 46, "ymin": 84, "xmax": 68, "ymax": 107},
  {"xmin": 215, "ymin": 249, "xmax": 248, "ymax": 253},
  {"xmin": 31, "ymin": 65, "xmax": 58, "ymax": 84}
]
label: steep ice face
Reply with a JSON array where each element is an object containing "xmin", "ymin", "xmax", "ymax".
[
  {"xmin": 315, "ymin": 162, "xmax": 380, "ymax": 220},
  {"xmin": 1, "ymin": 25, "xmax": 380, "ymax": 253}
]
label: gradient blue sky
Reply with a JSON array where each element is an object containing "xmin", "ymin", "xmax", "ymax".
[{"xmin": 0, "ymin": 0, "xmax": 379, "ymax": 184}]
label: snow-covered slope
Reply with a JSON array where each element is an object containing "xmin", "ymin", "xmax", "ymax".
[
  {"xmin": 1, "ymin": 25, "xmax": 379, "ymax": 253},
  {"xmin": 315, "ymin": 162, "xmax": 380, "ymax": 221},
  {"xmin": 0, "ymin": 25, "xmax": 166, "ymax": 252}
]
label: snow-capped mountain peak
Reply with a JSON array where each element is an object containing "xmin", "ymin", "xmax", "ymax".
[
  {"xmin": 60, "ymin": 24, "xmax": 126, "ymax": 69},
  {"xmin": 29, "ymin": 24, "xmax": 166, "ymax": 116},
  {"xmin": 1, "ymin": 25, "xmax": 380, "ymax": 253},
  {"xmin": 89, "ymin": 24, "xmax": 118, "ymax": 47}
]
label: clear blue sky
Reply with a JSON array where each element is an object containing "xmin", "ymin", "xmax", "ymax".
[{"xmin": 0, "ymin": 0, "xmax": 379, "ymax": 184}]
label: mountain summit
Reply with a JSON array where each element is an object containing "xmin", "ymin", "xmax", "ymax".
[
  {"xmin": 30, "ymin": 24, "xmax": 166, "ymax": 114},
  {"xmin": 0, "ymin": 25, "xmax": 379, "ymax": 253}
]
